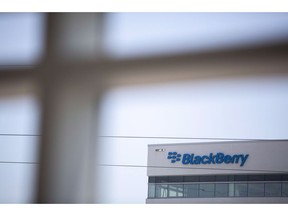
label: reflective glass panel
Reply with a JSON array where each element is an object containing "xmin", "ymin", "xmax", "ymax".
[
  {"xmin": 199, "ymin": 184, "xmax": 215, "ymax": 198},
  {"xmin": 282, "ymin": 175, "xmax": 288, "ymax": 181},
  {"xmin": 228, "ymin": 175, "xmax": 235, "ymax": 181},
  {"xmin": 282, "ymin": 183, "xmax": 288, "ymax": 197},
  {"xmin": 155, "ymin": 184, "xmax": 168, "ymax": 198},
  {"xmin": 235, "ymin": 175, "xmax": 247, "ymax": 181},
  {"xmin": 184, "ymin": 184, "xmax": 199, "ymax": 198},
  {"xmin": 235, "ymin": 183, "xmax": 247, "ymax": 197},
  {"xmin": 148, "ymin": 184, "xmax": 155, "ymax": 198},
  {"xmin": 169, "ymin": 176, "xmax": 183, "ymax": 182},
  {"xmin": 229, "ymin": 183, "xmax": 235, "ymax": 197},
  {"xmin": 199, "ymin": 176, "xmax": 215, "ymax": 182},
  {"xmin": 183, "ymin": 176, "xmax": 199, "ymax": 182},
  {"xmin": 215, "ymin": 175, "xmax": 228, "ymax": 182},
  {"xmin": 248, "ymin": 175, "xmax": 264, "ymax": 181},
  {"xmin": 215, "ymin": 183, "xmax": 228, "ymax": 197},
  {"xmin": 149, "ymin": 177, "xmax": 155, "ymax": 183},
  {"xmin": 168, "ymin": 184, "xmax": 183, "ymax": 197},
  {"xmin": 265, "ymin": 175, "xmax": 282, "ymax": 181},
  {"xmin": 248, "ymin": 183, "xmax": 264, "ymax": 197},
  {"xmin": 155, "ymin": 176, "xmax": 169, "ymax": 183},
  {"xmin": 265, "ymin": 183, "xmax": 281, "ymax": 197}
]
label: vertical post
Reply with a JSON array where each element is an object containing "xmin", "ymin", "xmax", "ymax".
[{"xmin": 37, "ymin": 13, "xmax": 105, "ymax": 203}]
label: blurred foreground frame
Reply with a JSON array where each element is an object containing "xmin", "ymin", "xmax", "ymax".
[{"xmin": 0, "ymin": 13, "xmax": 288, "ymax": 203}]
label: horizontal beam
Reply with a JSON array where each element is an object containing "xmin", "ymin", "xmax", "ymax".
[{"xmin": 1, "ymin": 42, "xmax": 288, "ymax": 84}]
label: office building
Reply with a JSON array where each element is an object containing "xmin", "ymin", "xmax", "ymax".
[{"xmin": 147, "ymin": 141, "xmax": 288, "ymax": 203}]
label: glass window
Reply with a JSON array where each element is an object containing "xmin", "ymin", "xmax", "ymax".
[
  {"xmin": 148, "ymin": 184, "xmax": 155, "ymax": 198},
  {"xmin": 169, "ymin": 176, "xmax": 183, "ymax": 182},
  {"xmin": 150, "ymin": 174, "xmax": 288, "ymax": 199},
  {"xmin": 183, "ymin": 176, "xmax": 199, "ymax": 182},
  {"xmin": 265, "ymin": 183, "xmax": 281, "ymax": 197},
  {"xmin": 282, "ymin": 175, "xmax": 288, "ymax": 181},
  {"xmin": 215, "ymin": 175, "xmax": 228, "ymax": 182},
  {"xmin": 282, "ymin": 183, "xmax": 288, "ymax": 197},
  {"xmin": 229, "ymin": 183, "xmax": 235, "ymax": 197},
  {"xmin": 265, "ymin": 175, "xmax": 282, "ymax": 181},
  {"xmin": 199, "ymin": 184, "xmax": 215, "ymax": 198},
  {"xmin": 248, "ymin": 175, "xmax": 264, "ymax": 181},
  {"xmin": 168, "ymin": 184, "xmax": 183, "ymax": 198},
  {"xmin": 228, "ymin": 175, "xmax": 235, "ymax": 182},
  {"xmin": 199, "ymin": 176, "xmax": 215, "ymax": 182},
  {"xmin": 149, "ymin": 175, "xmax": 288, "ymax": 199},
  {"xmin": 215, "ymin": 183, "xmax": 228, "ymax": 197},
  {"xmin": 155, "ymin": 184, "xmax": 168, "ymax": 198},
  {"xmin": 155, "ymin": 176, "xmax": 169, "ymax": 183},
  {"xmin": 248, "ymin": 183, "xmax": 264, "ymax": 197},
  {"xmin": 234, "ymin": 175, "xmax": 247, "ymax": 182},
  {"xmin": 148, "ymin": 177, "xmax": 155, "ymax": 183},
  {"xmin": 184, "ymin": 184, "xmax": 199, "ymax": 198},
  {"xmin": 235, "ymin": 183, "xmax": 247, "ymax": 197}
]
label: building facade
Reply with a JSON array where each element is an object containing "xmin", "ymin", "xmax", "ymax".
[{"xmin": 146, "ymin": 141, "xmax": 288, "ymax": 203}]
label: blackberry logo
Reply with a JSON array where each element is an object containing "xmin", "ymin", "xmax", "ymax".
[
  {"xmin": 167, "ymin": 152, "xmax": 182, "ymax": 163},
  {"xmin": 165, "ymin": 152, "xmax": 249, "ymax": 167}
]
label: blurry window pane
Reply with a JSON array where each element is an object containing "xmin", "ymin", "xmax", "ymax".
[
  {"xmin": 169, "ymin": 176, "xmax": 183, "ymax": 182},
  {"xmin": 148, "ymin": 184, "xmax": 155, "ymax": 198},
  {"xmin": 248, "ymin": 183, "xmax": 264, "ymax": 197},
  {"xmin": 148, "ymin": 177, "xmax": 155, "ymax": 183},
  {"xmin": 183, "ymin": 176, "xmax": 199, "ymax": 182},
  {"xmin": 215, "ymin": 175, "xmax": 229, "ymax": 182},
  {"xmin": 235, "ymin": 183, "xmax": 247, "ymax": 197},
  {"xmin": 168, "ymin": 184, "xmax": 183, "ymax": 198},
  {"xmin": 155, "ymin": 176, "xmax": 169, "ymax": 183},
  {"xmin": 248, "ymin": 175, "xmax": 264, "ymax": 181},
  {"xmin": 199, "ymin": 176, "xmax": 215, "ymax": 182},
  {"xmin": 215, "ymin": 183, "xmax": 228, "ymax": 197},
  {"xmin": 282, "ymin": 175, "xmax": 288, "ymax": 181},
  {"xmin": 265, "ymin": 175, "xmax": 282, "ymax": 181},
  {"xmin": 228, "ymin": 175, "xmax": 235, "ymax": 181},
  {"xmin": 184, "ymin": 184, "xmax": 199, "ymax": 198},
  {"xmin": 155, "ymin": 184, "xmax": 168, "ymax": 198},
  {"xmin": 235, "ymin": 175, "xmax": 247, "ymax": 182},
  {"xmin": 265, "ymin": 183, "xmax": 281, "ymax": 197},
  {"xmin": 199, "ymin": 184, "xmax": 215, "ymax": 198},
  {"xmin": 282, "ymin": 183, "xmax": 288, "ymax": 197},
  {"xmin": 229, "ymin": 183, "xmax": 235, "ymax": 197}
]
